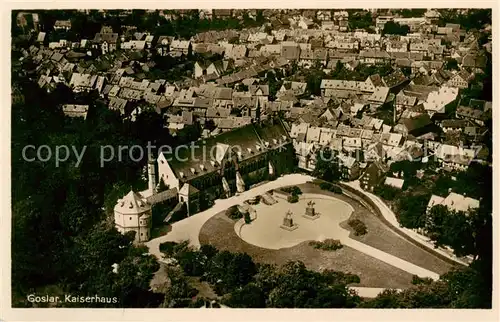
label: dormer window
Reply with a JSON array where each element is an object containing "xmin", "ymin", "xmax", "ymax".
[
  {"xmin": 179, "ymin": 171, "xmax": 185, "ymax": 178},
  {"xmin": 200, "ymin": 164, "xmax": 205, "ymax": 171},
  {"xmin": 210, "ymin": 161, "xmax": 216, "ymax": 167}
]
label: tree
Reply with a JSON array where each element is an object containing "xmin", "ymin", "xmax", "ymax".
[
  {"xmin": 445, "ymin": 58, "xmax": 459, "ymax": 71},
  {"xmin": 397, "ymin": 194, "xmax": 430, "ymax": 229},
  {"xmin": 362, "ymin": 266, "xmax": 491, "ymax": 308},
  {"xmin": 222, "ymin": 283, "xmax": 267, "ymax": 308},
  {"xmin": 373, "ymin": 184, "xmax": 400, "ymax": 201},
  {"xmin": 312, "ymin": 148, "xmax": 343, "ymax": 182},
  {"xmin": 205, "ymin": 251, "xmax": 257, "ymax": 295}
]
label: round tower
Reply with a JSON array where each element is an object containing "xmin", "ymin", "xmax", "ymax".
[{"xmin": 114, "ymin": 190, "xmax": 152, "ymax": 243}]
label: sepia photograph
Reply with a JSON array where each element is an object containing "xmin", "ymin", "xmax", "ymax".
[{"xmin": 5, "ymin": 3, "xmax": 496, "ymax": 317}]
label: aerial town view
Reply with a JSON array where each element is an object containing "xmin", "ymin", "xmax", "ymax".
[{"xmin": 10, "ymin": 8, "xmax": 493, "ymax": 310}]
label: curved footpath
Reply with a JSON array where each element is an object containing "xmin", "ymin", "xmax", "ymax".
[
  {"xmin": 145, "ymin": 175, "xmax": 447, "ymax": 298},
  {"xmin": 146, "ymin": 174, "xmax": 315, "ymax": 260},
  {"xmin": 343, "ymin": 180, "xmax": 469, "ymax": 267}
]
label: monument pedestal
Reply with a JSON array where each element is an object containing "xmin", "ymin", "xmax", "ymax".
[
  {"xmin": 280, "ymin": 211, "xmax": 298, "ymax": 231},
  {"xmin": 303, "ymin": 201, "xmax": 320, "ymax": 220}
]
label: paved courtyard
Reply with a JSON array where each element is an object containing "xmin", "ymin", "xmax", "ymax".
[{"xmin": 237, "ymin": 194, "xmax": 354, "ymax": 249}]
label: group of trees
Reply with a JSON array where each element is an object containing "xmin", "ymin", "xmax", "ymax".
[
  {"xmin": 21, "ymin": 9, "xmax": 267, "ymax": 41},
  {"xmin": 160, "ymin": 241, "xmax": 361, "ymax": 308},
  {"xmin": 11, "ymin": 67, "xmax": 178, "ymax": 306},
  {"xmin": 162, "ymin": 240, "xmax": 492, "ymax": 308},
  {"xmin": 362, "ymin": 266, "xmax": 491, "ymax": 308},
  {"xmin": 312, "ymin": 148, "xmax": 345, "ymax": 183},
  {"xmin": 348, "ymin": 11, "xmax": 374, "ymax": 31},
  {"xmin": 437, "ymin": 9, "xmax": 492, "ymax": 31},
  {"xmin": 382, "ymin": 21, "xmax": 410, "ymax": 36},
  {"xmin": 329, "ymin": 61, "xmax": 393, "ymax": 82}
]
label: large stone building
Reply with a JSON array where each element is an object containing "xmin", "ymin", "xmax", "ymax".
[{"xmin": 157, "ymin": 119, "xmax": 296, "ymax": 212}]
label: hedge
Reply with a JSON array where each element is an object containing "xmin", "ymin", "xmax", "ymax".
[
  {"xmin": 309, "ymin": 239, "xmax": 343, "ymax": 251},
  {"xmin": 348, "ymin": 219, "xmax": 368, "ymax": 236},
  {"xmin": 226, "ymin": 205, "xmax": 243, "ymax": 220},
  {"xmin": 318, "ymin": 182, "xmax": 343, "ymax": 194},
  {"xmin": 287, "ymin": 194, "xmax": 299, "ymax": 203}
]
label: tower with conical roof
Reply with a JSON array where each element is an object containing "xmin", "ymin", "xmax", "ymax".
[{"xmin": 114, "ymin": 190, "xmax": 152, "ymax": 243}]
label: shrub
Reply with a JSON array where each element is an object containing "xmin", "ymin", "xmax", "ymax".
[
  {"xmin": 287, "ymin": 194, "xmax": 299, "ymax": 203},
  {"xmin": 319, "ymin": 182, "xmax": 343, "ymax": 194},
  {"xmin": 244, "ymin": 212, "xmax": 251, "ymax": 224},
  {"xmin": 282, "ymin": 186, "xmax": 302, "ymax": 196},
  {"xmin": 226, "ymin": 205, "xmax": 243, "ymax": 220},
  {"xmin": 348, "ymin": 219, "xmax": 368, "ymax": 236},
  {"xmin": 159, "ymin": 241, "xmax": 178, "ymax": 256},
  {"xmin": 411, "ymin": 275, "xmax": 433, "ymax": 285},
  {"xmin": 373, "ymin": 184, "xmax": 400, "ymax": 201},
  {"xmin": 309, "ymin": 239, "xmax": 343, "ymax": 251}
]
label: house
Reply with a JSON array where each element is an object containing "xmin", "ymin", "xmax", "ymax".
[
  {"xmin": 170, "ymin": 40, "xmax": 191, "ymax": 55},
  {"xmin": 338, "ymin": 154, "xmax": 361, "ymax": 181},
  {"xmin": 289, "ymin": 122, "xmax": 310, "ymax": 141},
  {"xmin": 364, "ymin": 142, "xmax": 385, "ymax": 162},
  {"xmin": 296, "ymin": 141, "xmax": 317, "ymax": 171},
  {"xmin": 317, "ymin": 10, "xmax": 332, "ymax": 21},
  {"xmin": 359, "ymin": 161, "xmax": 390, "ymax": 192},
  {"xmin": 69, "ymin": 73, "xmax": 97, "ymax": 92},
  {"xmin": 248, "ymin": 85, "xmax": 269, "ymax": 105},
  {"xmin": 434, "ymin": 143, "xmax": 476, "ymax": 171},
  {"xmin": 61, "ymin": 104, "xmax": 89, "ymax": 119},
  {"xmin": 394, "ymin": 114, "xmax": 434, "ymax": 137},
  {"xmin": 440, "ymin": 119, "xmax": 470, "ymax": 133},
  {"xmin": 358, "ymin": 50, "xmax": 391, "ymax": 65},
  {"xmin": 446, "ymin": 70, "xmax": 473, "ymax": 89},
  {"xmin": 386, "ymin": 41, "xmax": 408, "ymax": 53},
  {"xmin": 321, "ymin": 21, "xmax": 335, "ymax": 30},
  {"xmin": 427, "ymin": 192, "xmax": 479, "ymax": 215},
  {"xmin": 382, "ymin": 69, "xmax": 409, "ymax": 91},
  {"xmin": 281, "ymin": 43, "xmax": 301, "ymax": 60},
  {"xmin": 423, "ymin": 86, "xmax": 459, "ymax": 116},
  {"xmin": 54, "ymin": 20, "xmax": 72, "ymax": 31},
  {"xmin": 225, "ymin": 44, "xmax": 247, "ymax": 60},
  {"xmin": 194, "ymin": 60, "xmax": 227, "ymax": 79},
  {"xmin": 298, "ymin": 17, "xmax": 314, "ymax": 30},
  {"xmin": 94, "ymin": 32, "xmax": 119, "ymax": 54},
  {"xmin": 395, "ymin": 92, "xmax": 417, "ymax": 111},
  {"xmin": 279, "ymin": 81, "xmax": 307, "ymax": 97},
  {"xmin": 109, "ymin": 97, "xmax": 130, "ymax": 115},
  {"xmin": 461, "ymin": 52, "xmax": 488, "ymax": 69},
  {"xmin": 367, "ymin": 87, "xmax": 390, "ymax": 108},
  {"xmin": 455, "ymin": 106, "xmax": 490, "ymax": 126},
  {"xmin": 384, "ymin": 177, "xmax": 405, "ymax": 189},
  {"xmin": 212, "ymin": 9, "xmax": 233, "ymax": 19},
  {"xmin": 121, "ymin": 40, "xmax": 146, "ymax": 51},
  {"xmin": 36, "ymin": 32, "xmax": 46, "ymax": 44}
]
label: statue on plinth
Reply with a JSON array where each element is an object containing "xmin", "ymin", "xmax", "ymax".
[
  {"xmin": 280, "ymin": 210, "xmax": 298, "ymax": 231},
  {"xmin": 303, "ymin": 200, "xmax": 320, "ymax": 220}
]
